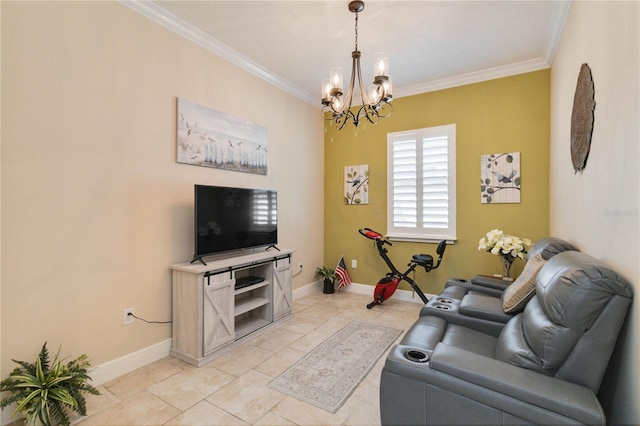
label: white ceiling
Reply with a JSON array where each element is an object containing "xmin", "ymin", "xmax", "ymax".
[{"xmin": 122, "ymin": 0, "xmax": 571, "ymax": 106}]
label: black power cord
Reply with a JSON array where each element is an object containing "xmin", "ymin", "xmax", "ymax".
[{"xmin": 127, "ymin": 312, "xmax": 172, "ymax": 324}]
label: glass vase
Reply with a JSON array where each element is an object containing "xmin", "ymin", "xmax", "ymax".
[{"xmin": 500, "ymin": 257, "xmax": 514, "ymax": 281}]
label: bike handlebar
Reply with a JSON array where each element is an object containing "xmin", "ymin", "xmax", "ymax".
[{"xmin": 358, "ymin": 228, "xmax": 392, "ymax": 246}]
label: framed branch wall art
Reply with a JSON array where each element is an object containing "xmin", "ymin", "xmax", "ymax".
[
  {"xmin": 344, "ymin": 164, "xmax": 369, "ymax": 205},
  {"xmin": 480, "ymin": 152, "xmax": 521, "ymax": 204}
]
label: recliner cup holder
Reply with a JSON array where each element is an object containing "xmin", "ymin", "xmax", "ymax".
[
  {"xmin": 405, "ymin": 350, "xmax": 429, "ymax": 363},
  {"xmin": 433, "ymin": 304, "xmax": 451, "ymax": 310},
  {"xmin": 437, "ymin": 297, "xmax": 455, "ymax": 304}
]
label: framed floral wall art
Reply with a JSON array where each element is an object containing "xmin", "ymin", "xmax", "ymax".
[
  {"xmin": 344, "ymin": 165, "xmax": 369, "ymax": 205},
  {"xmin": 480, "ymin": 152, "xmax": 521, "ymax": 204}
]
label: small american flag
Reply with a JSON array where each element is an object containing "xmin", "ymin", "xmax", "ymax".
[{"xmin": 335, "ymin": 256, "xmax": 352, "ymax": 289}]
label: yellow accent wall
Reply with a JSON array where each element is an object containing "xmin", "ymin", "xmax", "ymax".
[{"xmin": 324, "ymin": 70, "xmax": 550, "ymax": 294}]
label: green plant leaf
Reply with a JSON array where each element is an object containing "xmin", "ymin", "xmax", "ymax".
[{"xmin": 0, "ymin": 342, "xmax": 99, "ymax": 426}]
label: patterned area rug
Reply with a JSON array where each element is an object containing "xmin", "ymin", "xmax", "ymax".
[{"xmin": 268, "ymin": 319, "xmax": 402, "ymax": 413}]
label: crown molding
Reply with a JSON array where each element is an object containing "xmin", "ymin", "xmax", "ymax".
[
  {"xmin": 394, "ymin": 57, "xmax": 551, "ymax": 99},
  {"xmin": 119, "ymin": 0, "xmax": 317, "ymax": 106},
  {"xmin": 394, "ymin": 1, "xmax": 571, "ymax": 98},
  {"xmin": 543, "ymin": 0, "xmax": 572, "ymax": 64},
  {"xmin": 121, "ymin": 0, "xmax": 571, "ymax": 107}
]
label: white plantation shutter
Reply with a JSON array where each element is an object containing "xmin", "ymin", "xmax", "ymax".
[
  {"xmin": 423, "ymin": 136, "xmax": 449, "ymax": 229},
  {"xmin": 388, "ymin": 124, "xmax": 456, "ymax": 242},
  {"xmin": 391, "ymin": 134, "xmax": 417, "ymax": 228}
]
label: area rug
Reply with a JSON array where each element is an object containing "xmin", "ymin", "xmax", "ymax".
[{"xmin": 268, "ymin": 319, "xmax": 402, "ymax": 413}]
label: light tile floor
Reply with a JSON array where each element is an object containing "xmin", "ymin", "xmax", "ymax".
[{"xmin": 75, "ymin": 291, "xmax": 423, "ymax": 425}]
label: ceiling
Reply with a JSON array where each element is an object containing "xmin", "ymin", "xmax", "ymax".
[{"xmin": 122, "ymin": 0, "xmax": 571, "ymax": 106}]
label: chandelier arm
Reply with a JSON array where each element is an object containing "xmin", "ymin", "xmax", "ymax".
[
  {"xmin": 355, "ymin": 52, "xmax": 373, "ymax": 107},
  {"xmin": 336, "ymin": 109, "xmax": 355, "ymax": 130},
  {"xmin": 376, "ymin": 101, "xmax": 393, "ymax": 119},
  {"xmin": 361, "ymin": 104, "xmax": 380, "ymax": 125},
  {"xmin": 344, "ymin": 52, "xmax": 359, "ymax": 111}
]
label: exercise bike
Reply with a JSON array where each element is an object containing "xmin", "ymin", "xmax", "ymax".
[{"xmin": 358, "ymin": 228, "xmax": 446, "ymax": 309}]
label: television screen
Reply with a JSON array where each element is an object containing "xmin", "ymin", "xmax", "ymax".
[{"xmin": 194, "ymin": 185, "xmax": 277, "ymax": 260}]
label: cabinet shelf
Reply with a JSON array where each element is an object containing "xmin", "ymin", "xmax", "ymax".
[
  {"xmin": 235, "ymin": 297, "xmax": 270, "ymax": 316},
  {"xmin": 235, "ymin": 317, "xmax": 270, "ymax": 339},
  {"xmin": 234, "ymin": 280, "xmax": 270, "ymax": 296}
]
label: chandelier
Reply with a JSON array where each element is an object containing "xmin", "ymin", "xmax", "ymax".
[{"xmin": 321, "ymin": 1, "xmax": 393, "ymax": 130}]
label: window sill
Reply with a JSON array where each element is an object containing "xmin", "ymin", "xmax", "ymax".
[{"xmin": 387, "ymin": 234, "xmax": 456, "ymax": 244}]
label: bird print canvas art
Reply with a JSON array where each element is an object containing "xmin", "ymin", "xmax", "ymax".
[
  {"xmin": 176, "ymin": 98, "xmax": 268, "ymax": 175},
  {"xmin": 480, "ymin": 152, "xmax": 521, "ymax": 204}
]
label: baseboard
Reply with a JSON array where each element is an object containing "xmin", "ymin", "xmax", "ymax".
[
  {"xmin": 293, "ymin": 280, "xmax": 432, "ymax": 304},
  {"xmin": 88, "ymin": 282, "xmax": 426, "ymax": 388},
  {"xmin": 89, "ymin": 338, "xmax": 172, "ymax": 386},
  {"xmin": 343, "ymin": 282, "xmax": 433, "ymax": 304},
  {"xmin": 293, "ymin": 280, "xmax": 323, "ymax": 299}
]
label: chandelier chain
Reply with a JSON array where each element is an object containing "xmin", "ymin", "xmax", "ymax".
[{"xmin": 354, "ymin": 11, "xmax": 359, "ymax": 51}]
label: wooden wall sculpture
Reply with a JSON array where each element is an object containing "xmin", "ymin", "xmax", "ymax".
[{"xmin": 570, "ymin": 63, "xmax": 596, "ymax": 173}]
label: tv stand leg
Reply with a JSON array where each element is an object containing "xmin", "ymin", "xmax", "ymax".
[
  {"xmin": 190, "ymin": 255, "xmax": 207, "ymax": 266},
  {"xmin": 265, "ymin": 245, "xmax": 281, "ymax": 252}
]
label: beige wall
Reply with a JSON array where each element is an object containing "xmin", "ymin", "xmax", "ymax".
[
  {"xmin": 323, "ymin": 71, "xmax": 550, "ymax": 295},
  {"xmin": 1, "ymin": 0, "xmax": 323, "ymax": 376},
  {"xmin": 550, "ymin": 1, "xmax": 639, "ymax": 423}
]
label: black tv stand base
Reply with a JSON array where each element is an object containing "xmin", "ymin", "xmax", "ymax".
[
  {"xmin": 191, "ymin": 255, "xmax": 207, "ymax": 266},
  {"xmin": 265, "ymin": 244, "xmax": 281, "ymax": 251}
]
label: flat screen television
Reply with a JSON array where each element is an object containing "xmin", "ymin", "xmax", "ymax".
[{"xmin": 193, "ymin": 184, "xmax": 278, "ymax": 264}]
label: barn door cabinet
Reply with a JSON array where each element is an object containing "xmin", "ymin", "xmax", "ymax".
[{"xmin": 170, "ymin": 249, "xmax": 293, "ymax": 367}]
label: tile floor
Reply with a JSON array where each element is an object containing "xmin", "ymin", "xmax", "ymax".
[{"xmin": 76, "ymin": 291, "xmax": 423, "ymax": 425}]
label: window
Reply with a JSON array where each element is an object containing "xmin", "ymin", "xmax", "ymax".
[{"xmin": 387, "ymin": 124, "xmax": 456, "ymax": 242}]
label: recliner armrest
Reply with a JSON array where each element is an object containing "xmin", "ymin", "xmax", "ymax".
[
  {"xmin": 459, "ymin": 294, "xmax": 512, "ymax": 323},
  {"xmin": 444, "ymin": 277, "xmax": 507, "ymax": 297},
  {"xmin": 429, "ymin": 343, "xmax": 605, "ymax": 425},
  {"xmin": 469, "ymin": 275, "xmax": 512, "ymax": 291}
]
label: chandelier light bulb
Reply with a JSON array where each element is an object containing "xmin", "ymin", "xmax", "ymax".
[
  {"xmin": 369, "ymin": 84, "xmax": 381, "ymax": 104},
  {"xmin": 330, "ymin": 67, "xmax": 344, "ymax": 95},
  {"xmin": 375, "ymin": 52, "xmax": 389, "ymax": 77},
  {"xmin": 384, "ymin": 77, "xmax": 393, "ymax": 99},
  {"xmin": 322, "ymin": 79, "xmax": 331, "ymax": 104}
]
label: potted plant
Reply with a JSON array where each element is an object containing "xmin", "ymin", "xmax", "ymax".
[
  {"xmin": 0, "ymin": 342, "xmax": 100, "ymax": 426},
  {"xmin": 316, "ymin": 266, "xmax": 337, "ymax": 294}
]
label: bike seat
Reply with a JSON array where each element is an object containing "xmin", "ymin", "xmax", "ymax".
[{"xmin": 412, "ymin": 254, "xmax": 434, "ymax": 268}]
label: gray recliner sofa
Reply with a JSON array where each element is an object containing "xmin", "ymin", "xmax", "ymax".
[{"xmin": 380, "ymin": 251, "xmax": 633, "ymax": 425}]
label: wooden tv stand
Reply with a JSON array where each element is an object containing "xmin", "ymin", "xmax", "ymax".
[{"xmin": 169, "ymin": 249, "xmax": 293, "ymax": 367}]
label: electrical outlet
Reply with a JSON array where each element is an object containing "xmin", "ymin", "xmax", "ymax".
[
  {"xmin": 351, "ymin": 259, "xmax": 358, "ymax": 268},
  {"xmin": 123, "ymin": 308, "xmax": 134, "ymax": 325}
]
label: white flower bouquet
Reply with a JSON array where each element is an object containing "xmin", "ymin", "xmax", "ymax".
[{"xmin": 478, "ymin": 229, "xmax": 532, "ymax": 262}]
